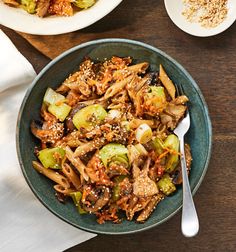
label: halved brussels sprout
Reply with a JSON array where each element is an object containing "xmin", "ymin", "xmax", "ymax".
[
  {"xmin": 146, "ymin": 86, "xmax": 167, "ymax": 109},
  {"xmin": 43, "ymin": 87, "xmax": 65, "ymax": 105},
  {"xmin": 152, "ymin": 137, "xmax": 164, "ymax": 156},
  {"xmin": 48, "ymin": 103, "xmax": 71, "ymax": 122},
  {"xmin": 38, "ymin": 147, "xmax": 65, "ymax": 169},
  {"xmin": 73, "ymin": 0, "xmax": 95, "ymax": 9},
  {"xmin": 70, "ymin": 192, "xmax": 87, "ymax": 214},
  {"xmin": 99, "ymin": 143, "xmax": 128, "ymax": 168},
  {"xmin": 21, "ymin": 0, "xmax": 36, "ymax": 14},
  {"xmin": 72, "ymin": 104, "xmax": 107, "ymax": 131}
]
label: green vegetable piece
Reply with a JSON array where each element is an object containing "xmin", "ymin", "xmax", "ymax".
[
  {"xmin": 134, "ymin": 143, "xmax": 148, "ymax": 156},
  {"xmin": 112, "ymin": 185, "xmax": 121, "ymax": 202},
  {"xmin": 38, "ymin": 147, "xmax": 65, "ymax": 169},
  {"xmin": 152, "ymin": 137, "xmax": 164, "ymax": 155},
  {"xmin": 164, "ymin": 134, "xmax": 180, "ymax": 172},
  {"xmin": 114, "ymin": 175, "xmax": 127, "ymax": 183},
  {"xmin": 121, "ymin": 121, "xmax": 131, "ymax": 131},
  {"xmin": 110, "ymin": 154, "xmax": 128, "ymax": 163},
  {"xmin": 147, "ymin": 86, "xmax": 166, "ymax": 108},
  {"xmin": 21, "ymin": 0, "xmax": 36, "ymax": 13},
  {"xmin": 111, "ymin": 154, "xmax": 128, "ymax": 162},
  {"xmin": 72, "ymin": 104, "xmax": 107, "ymax": 131},
  {"xmin": 136, "ymin": 123, "xmax": 153, "ymax": 144},
  {"xmin": 70, "ymin": 192, "xmax": 87, "ymax": 214},
  {"xmin": 43, "ymin": 87, "xmax": 65, "ymax": 105},
  {"xmin": 73, "ymin": 0, "xmax": 95, "ymax": 9},
  {"xmin": 150, "ymin": 86, "xmax": 166, "ymax": 97},
  {"xmin": 108, "ymin": 154, "xmax": 130, "ymax": 169},
  {"xmin": 99, "ymin": 143, "xmax": 128, "ymax": 168},
  {"xmin": 112, "ymin": 175, "xmax": 127, "ymax": 201},
  {"xmin": 157, "ymin": 174, "xmax": 176, "ymax": 196},
  {"xmin": 48, "ymin": 103, "xmax": 71, "ymax": 122}
]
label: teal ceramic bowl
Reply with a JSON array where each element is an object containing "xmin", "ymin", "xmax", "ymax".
[{"xmin": 16, "ymin": 39, "xmax": 212, "ymax": 234}]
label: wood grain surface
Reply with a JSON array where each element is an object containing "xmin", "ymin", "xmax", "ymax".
[{"xmin": 1, "ymin": 0, "xmax": 236, "ymax": 251}]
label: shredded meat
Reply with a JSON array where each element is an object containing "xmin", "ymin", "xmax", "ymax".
[
  {"xmin": 160, "ymin": 95, "xmax": 189, "ymax": 129},
  {"xmin": 48, "ymin": 0, "xmax": 73, "ymax": 16},
  {"xmin": 133, "ymin": 158, "xmax": 159, "ymax": 197},
  {"xmin": 36, "ymin": 0, "xmax": 50, "ymax": 17}
]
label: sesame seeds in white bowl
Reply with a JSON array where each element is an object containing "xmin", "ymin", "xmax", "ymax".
[
  {"xmin": 0, "ymin": 0, "xmax": 123, "ymax": 35},
  {"xmin": 164, "ymin": 0, "xmax": 236, "ymax": 37}
]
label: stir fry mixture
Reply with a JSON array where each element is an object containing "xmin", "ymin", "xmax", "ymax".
[
  {"xmin": 2, "ymin": 0, "xmax": 96, "ymax": 17},
  {"xmin": 31, "ymin": 56, "xmax": 192, "ymax": 224}
]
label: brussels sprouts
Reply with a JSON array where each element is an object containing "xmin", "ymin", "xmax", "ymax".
[
  {"xmin": 38, "ymin": 147, "xmax": 65, "ymax": 169},
  {"xmin": 72, "ymin": 104, "xmax": 107, "ymax": 131},
  {"xmin": 73, "ymin": 0, "xmax": 95, "ymax": 9},
  {"xmin": 21, "ymin": 0, "xmax": 36, "ymax": 14},
  {"xmin": 157, "ymin": 174, "xmax": 176, "ymax": 196}
]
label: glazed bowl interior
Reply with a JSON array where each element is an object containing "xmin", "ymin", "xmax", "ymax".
[{"xmin": 17, "ymin": 39, "xmax": 212, "ymax": 234}]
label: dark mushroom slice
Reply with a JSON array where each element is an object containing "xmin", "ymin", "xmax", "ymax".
[{"xmin": 82, "ymin": 186, "xmax": 111, "ymax": 213}]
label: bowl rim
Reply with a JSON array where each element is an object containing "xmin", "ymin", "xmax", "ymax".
[{"xmin": 16, "ymin": 38, "xmax": 212, "ymax": 235}]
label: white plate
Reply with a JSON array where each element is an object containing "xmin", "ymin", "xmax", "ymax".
[
  {"xmin": 164, "ymin": 0, "xmax": 236, "ymax": 37},
  {"xmin": 0, "ymin": 0, "xmax": 123, "ymax": 35}
]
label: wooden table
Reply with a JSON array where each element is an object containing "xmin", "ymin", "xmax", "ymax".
[{"xmin": 1, "ymin": 0, "xmax": 236, "ymax": 251}]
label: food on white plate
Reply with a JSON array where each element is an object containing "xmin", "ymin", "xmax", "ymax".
[{"xmin": 2, "ymin": 0, "xmax": 96, "ymax": 17}]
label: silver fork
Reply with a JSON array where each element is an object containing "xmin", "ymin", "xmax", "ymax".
[{"xmin": 174, "ymin": 86, "xmax": 199, "ymax": 237}]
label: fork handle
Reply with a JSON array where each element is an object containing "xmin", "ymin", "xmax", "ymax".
[{"xmin": 179, "ymin": 137, "xmax": 199, "ymax": 237}]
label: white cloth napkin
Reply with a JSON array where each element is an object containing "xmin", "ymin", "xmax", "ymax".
[{"xmin": 0, "ymin": 30, "xmax": 96, "ymax": 252}]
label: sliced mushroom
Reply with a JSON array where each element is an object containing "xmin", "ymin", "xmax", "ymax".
[
  {"xmin": 65, "ymin": 146, "xmax": 89, "ymax": 181},
  {"xmin": 82, "ymin": 186, "xmax": 110, "ymax": 213},
  {"xmin": 160, "ymin": 93, "xmax": 189, "ymax": 130}
]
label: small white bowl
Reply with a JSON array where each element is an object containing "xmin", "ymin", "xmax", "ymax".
[
  {"xmin": 164, "ymin": 0, "xmax": 236, "ymax": 37},
  {"xmin": 0, "ymin": 0, "xmax": 122, "ymax": 35}
]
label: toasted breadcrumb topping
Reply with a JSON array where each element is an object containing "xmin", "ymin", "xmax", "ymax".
[{"xmin": 182, "ymin": 0, "xmax": 228, "ymax": 28}]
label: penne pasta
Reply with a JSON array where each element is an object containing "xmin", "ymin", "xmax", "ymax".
[
  {"xmin": 54, "ymin": 184, "xmax": 76, "ymax": 195},
  {"xmin": 55, "ymin": 131, "xmax": 84, "ymax": 148},
  {"xmin": 73, "ymin": 138, "xmax": 106, "ymax": 157},
  {"xmin": 65, "ymin": 146, "xmax": 89, "ymax": 181},
  {"xmin": 159, "ymin": 64, "xmax": 176, "ymax": 100},
  {"xmin": 32, "ymin": 161, "xmax": 70, "ymax": 189},
  {"xmin": 104, "ymin": 75, "xmax": 134, "ymax": 99},
  {"xmin": 127, "ymin": 62, "xmax": 149, "ymax": 74},
  {"xmin": 62, "ymin": 163, "xmax": 81, "ymax": 190}
]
